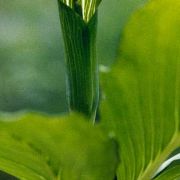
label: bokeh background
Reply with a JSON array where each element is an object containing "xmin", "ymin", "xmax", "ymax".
[{"xmin": 0, "ymin": 0, "xmax": 146, "ymax": 114}]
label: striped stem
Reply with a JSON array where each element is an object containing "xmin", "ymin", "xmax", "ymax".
[{"xmin": 58, "ymin": 1, "xmax": 99, "ymax": 121}]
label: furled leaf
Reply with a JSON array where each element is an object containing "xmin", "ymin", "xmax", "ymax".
[
  {"xmin": 58, "ymin": 2, "xmax": 99, "ymax": 120},
  {"xmin": 101, "ymin": 0, "xmax": 180, "ymax": 179},
  {"xmin": 0, "ymin": 113, "xmax": 118, "ymax": 180},
  {"xmin": 59, "ymin": 0, "xmax": 102, "ymax": 22}
]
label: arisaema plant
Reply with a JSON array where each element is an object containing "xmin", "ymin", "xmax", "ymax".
[{"xmin": 0, "ymin": 0, "xmax": 179, "ymax": 179}]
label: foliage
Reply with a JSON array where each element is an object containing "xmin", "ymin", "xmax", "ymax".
[
  {"xmin": 154, "ymin": 160, "xmax": 180, "ymax": 180},
  {"xmin": 0, "ymin": 113, "xmax": 118, "ymax": 180},
  {"xmin": 0, "ymin": 0, "xmax": 179, "ymax": 179},
  {"xmin": 101, "ymin": 0, "xmax": 180, "ymax": 179}
]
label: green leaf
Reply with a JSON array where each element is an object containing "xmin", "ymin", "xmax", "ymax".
[
  {"xmin": 101, "ymin": 0, "xmax": 180, "ymax": 179},
  {"xmin": 153, "ymin": 153, "xmax": 180, "ymax": 178},
  {"xmin": 59, "ymin": 0, "xmax": 102, "ymax": 22},
  {"xmin": 0, "ymin": 113, "xmax": 118, "ymax": 180},
  {"xmin": 154, "ymin": 160, "xmax": 180, "ymax": 180}
]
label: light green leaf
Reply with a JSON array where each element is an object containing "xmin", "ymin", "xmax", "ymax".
[
  {"xmin": 101, "ymin": 0, "xmax": 180, "ymax": 179},
  {"xmin": 0, "ymin": 113, "xmax": 118, "ymax": 180}
]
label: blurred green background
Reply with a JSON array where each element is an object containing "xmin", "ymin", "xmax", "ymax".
[{"xmin": 0, "ymin": 0, "xmax": 146, "ymax": 114}]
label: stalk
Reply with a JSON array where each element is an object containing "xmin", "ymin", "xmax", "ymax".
[{"xmin": 58, "ymin": 1, "xmax": 99, "ymax": 121}]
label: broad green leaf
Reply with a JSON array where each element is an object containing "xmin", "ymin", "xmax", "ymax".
[
  {"xmin": 101, "ymin": 0, "xmax": 180, "ymax": 179},
  {"xmin": 0, "ymin": 113, "xmax": 118, "ymax": 180},
  {"xmin": 59, "ymin": 0, "xmax": 101, "ymax": 22}
]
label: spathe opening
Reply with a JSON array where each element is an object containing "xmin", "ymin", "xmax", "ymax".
[{"xmin": 59, "ymin": 0, "xmax": 101, "ymax": 22}]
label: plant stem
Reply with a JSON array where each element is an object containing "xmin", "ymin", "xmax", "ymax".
[{"xmin": 58, "ymin": 2, "xmax": 99, "ymax": 121}]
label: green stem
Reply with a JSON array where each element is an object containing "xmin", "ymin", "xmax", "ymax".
[{"xmin": 58, "ymin": 2, "xmax": 99, "ymax": 121}]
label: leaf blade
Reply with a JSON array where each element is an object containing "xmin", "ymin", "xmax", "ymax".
[
  {"xmin": 101, "ymin": 0, "xmax": 180, "ymax": 179},
  {"xmin": 154, "ymin": 160, "xmax": 180, "ymax": 180},
  {"xmin": 0, "ymin": 113, "xmax": 118, "ymax": 180},
  {"xmin": 0, "ymin": 132, "xmax": 54, "ymax": 180}
]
